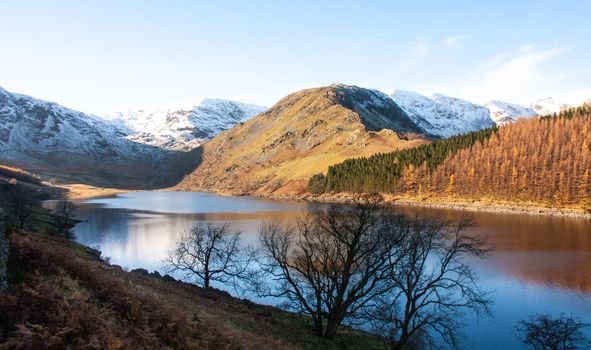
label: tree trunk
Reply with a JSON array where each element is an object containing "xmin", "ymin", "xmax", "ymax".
[
  {"xmin": 324, "ymin": 317, "xmax": 340, "ymax": 340},
  {"xmin": 390, "ymin": 341, "xmax": 403, "ymax": 350},
  {"xmin": 313, "ymin": 318, "xmax": 324, "ymax": 337},
  {"xmin": 390, "ymin": 334, "xmax": 408, "ymax": 350}
]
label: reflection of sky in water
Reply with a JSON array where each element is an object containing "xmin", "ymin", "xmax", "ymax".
[
  {"xmin": 84, "ymin": 191, "xmax": 306, "ymax": 214},
  {"xmin": 67, "ymin": 192, "xmax": 591, "ymax": 350}
]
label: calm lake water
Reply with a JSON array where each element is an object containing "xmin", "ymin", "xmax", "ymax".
[{"xmin": 66, "ymin": 191, "xmax": 591, "ymax": 349}]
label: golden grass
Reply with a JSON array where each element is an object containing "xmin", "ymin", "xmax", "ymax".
[
  {"xmin": 62, "ymin": 183, "xmax": 132, "ymax": 199},
  {"xmin": 177, "ymin": 86, "xmax": 428, "ymax": 196}
]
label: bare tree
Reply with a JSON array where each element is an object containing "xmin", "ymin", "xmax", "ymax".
[
  {"xmin": 164, "ymin": 223, "xmax": 249, "ymax": 289},
  {"xmin": 365, "ymin": 217, "xmax": 491, "ymax": 350},
  {"xmin": 55, "ymin": 200, "xmax": 76, "ymax": 232},
  {"xmin": 9, "ymin": 185, "xmax": 34, "ymax": 229},
  {"xmin": 256, "ymin": 194, "xmax": 405, "ymax": 339},
  {"xmin": 516, "ymin": 314, "xmax": 590, "ymax": 350}
]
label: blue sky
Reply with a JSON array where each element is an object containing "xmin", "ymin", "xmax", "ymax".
[{"xmin": 1, "ymin": 0, "xmax": 590, "ymax": 114}]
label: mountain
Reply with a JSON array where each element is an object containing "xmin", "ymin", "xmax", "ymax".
[
  {"xmin": 0, "ymin": 87, "xmax": 198, "ymax": 187},
  {"xmin": 176, "ymin": 84, "xmax": 428, "ymax": 196},
  {"xmin": 484, "ymin": 100, "xmax": 537, "ymax": 125},
  {"xmin": 104, "ymin": 99, "xmax": 266, "ymax": 151},
  {"xmin": 0, "ymin": 87, "xmax": 265, "ymax": 186},
  {"xmin": 529, "ymin": 88, "xmax": 591, "ymax": 116},
  {"xmin": 390, "ymin": 90, "xmax": 495, "ymax": 137}
]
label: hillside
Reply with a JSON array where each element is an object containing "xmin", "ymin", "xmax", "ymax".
[
  {"xmin": 0, "ymin": 87, "xmax": 262, "ymax": 188},
  {"xmin": 104, "ymin": 99, "xmax": 266, "ymax": 151},
  {"xmin": 309, "ymin": 105, "xmax": 591, "ymax": 212},
  {"xmin": 176, "ymin": 84, "xmax": 428, "ymax": 196},
  {"xmin": 0, "ymin": 230, "xmax": 382, "ymax": 349},
  {"xmin": 0, "ymin": 87, "xmax": 181, "ymax": 188}
]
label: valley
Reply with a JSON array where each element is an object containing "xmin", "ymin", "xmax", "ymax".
[
  {"xmin": 1, "ymin": 83, "xmax": 590, "ymax": 216},
  {"xmin": 3, "ymin": 3, "xmax": 591, "ymax": 349},
  {"xmin": 1, "ymin": 84, "xmax": 590, "ymax": 349}
]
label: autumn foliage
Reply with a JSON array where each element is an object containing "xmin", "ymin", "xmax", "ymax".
[{"xmin": 310, "ymin": 105, "xmax": 591, "ymax": 211}]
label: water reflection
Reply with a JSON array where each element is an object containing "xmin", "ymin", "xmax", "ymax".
[{"xmin": 62, "ymin": 191, "xmax": 591, "ymax": 350}]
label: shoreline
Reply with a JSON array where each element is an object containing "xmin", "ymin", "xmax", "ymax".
[
  {"xmin": 67, "ymin": 183, "xmax": 591, "ymax": 219},
  {"xmin": 296, "ymin": 193, "xmax": 591, "ymax": 219},
  {"xmin": 60, "ymin": 184, "xmax": 134, "ymax": 200}
]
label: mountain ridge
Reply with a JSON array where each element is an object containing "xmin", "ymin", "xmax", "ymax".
[
  {"xmin": 103, "ymin": 99, "xmax": 266, "ymax": 151},
  {"xmin": 176, "ymin": 84, "xmax": 428, "ymax": 196}
]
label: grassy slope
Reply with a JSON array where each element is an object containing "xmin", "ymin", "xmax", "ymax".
[
  {"xmin": 176, "ymin": 85, "xmax": 427, "ymax": 196},
  {"xmin": 0, "ymin": 231, "xmax": 384, "ymax": 350}
]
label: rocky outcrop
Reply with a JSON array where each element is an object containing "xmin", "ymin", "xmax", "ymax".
[{"xmin": 0, "ymin": 208, "xmax": 8, "ymax": 290}]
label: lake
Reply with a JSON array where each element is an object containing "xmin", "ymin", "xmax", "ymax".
[{"xmin": 66, "ymin": 191, "xmax": 591, "ymax": 349}]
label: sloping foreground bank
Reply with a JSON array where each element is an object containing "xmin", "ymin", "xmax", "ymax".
[{"xmin": 0, "ymin": 231, "xmax": 382, "ymax": 350}]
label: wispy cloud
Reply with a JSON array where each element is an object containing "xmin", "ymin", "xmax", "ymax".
[
  {"xmin": 421, "ymin": 45, "xmax": 572, "ymax": 104},
  {"xmin": 442, "ymin": 35, "xmax": 467, "ymax": 48},
  {"xmin": 403, "ymin": 37, "xmax": 431, "ymax": 67}
]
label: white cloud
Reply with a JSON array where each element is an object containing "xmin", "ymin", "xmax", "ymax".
[
  {"xmin": 442, "ymin": 35, "xmax": 467, "ymax": 48},
  {"xmin": 422, "ymin": 46, "xmax": 572, "ymax": 104}
]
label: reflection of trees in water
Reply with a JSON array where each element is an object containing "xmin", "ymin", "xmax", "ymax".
[
  {"xmin": 395, "ymin": 205, "xmax": 591, "ymax": 293},
  {"xmin": 72, "ymin": 197, "xmax": 591, "ymax": 294}
]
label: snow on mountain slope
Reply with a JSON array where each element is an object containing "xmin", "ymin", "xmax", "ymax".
[
  {"xmin": 0, "ymin": 86, "xmax": 158, "ymax": 162},
  {"xmin": 484, "ymin": 100, "xmax": 537, "ymax": 125},
  {"xmin": 104, "ymin": 100, "xmax": 267, "ymax": 151},
  {"xmin": 529, "ymin": 88, "xmax": 591, "ymax": 116},
  {"xmin": 390, "ymin": 90, "xmax": 495, "ymax": 137}
]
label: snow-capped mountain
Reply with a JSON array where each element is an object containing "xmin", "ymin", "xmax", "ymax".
[
  {"xmin": 484, "ymin": 100, "xmax": 537, "ymax": 125},
  {"xmin": 390, "ymin": 90, "xmax": 495, "ymax": 137},
  {"xmin": 0, "ymin": 87, "xmax": 157, "ymax": 162},
  {"xmin": 104, "ymin": 99, "xmax": 266, "ymax": 151},
  {"xmin": 529, "ymin": 88, "xmax": 591, "ymax": 116},
  {"xmin": 0, "ymin": 86, "xmax": 264, "ymax": 187}
]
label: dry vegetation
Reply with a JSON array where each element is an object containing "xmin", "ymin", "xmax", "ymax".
[
  {"xmin": 0, "ymin": 231, "xmax": 384, "ymax": 350},
  {"xmin": 0, "ymin": 165, "xmax": 42, "ymax": 186},
  {"xmin": 176, "ymin": 85, "xmax": 427, "ymax": 196},
  {"xmin": 60, "ymin": 184, "xmax": 131, "ymax": 200}
]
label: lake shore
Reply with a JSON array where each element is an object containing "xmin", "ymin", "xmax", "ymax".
[
  {"xmin": 61, "ymin": 183, "xmax": 134, "ymax": 200},
  {"xmin": 264, "ymin": 192, "xmax": 591, "ymax": 220},
  {"xmin": 75, "ymin": 184, "xmax": 591, "ymax": 220}
]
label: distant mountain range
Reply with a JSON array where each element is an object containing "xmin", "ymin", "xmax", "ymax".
[
  {"xmin": 390, "ymin": 90, "xmax": 494, "ymax": 137},
  {"xmin": 104, "ymin": 100, "xmax": 266, "ymax": 151},
  {"xmin": 0, "ymin": 87, "xmax": 262, "ymax": 186},
  {"xmin": 389, "ymin": 89, "xmax": 591, "ymax": 136},
  {"xmin": 529, "ymin": 88, "xmax": 591, "ymax": 116},
  {"xmin": 0, "ymin": 84, "xmax": 589, "ymax": 188}
]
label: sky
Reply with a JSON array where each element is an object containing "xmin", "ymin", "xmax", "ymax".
[{"xmin": 1, "ymin": 0, "xmax": 590, "ymax": 115}]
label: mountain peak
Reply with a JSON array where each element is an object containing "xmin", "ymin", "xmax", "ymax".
[
  {"xmin": 271, "ymin": 85, "xmax": 423, "ymax": 135},
  {"xmin": 176, "ymin": 85, "xmax": 428, "ymax": 196}
]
